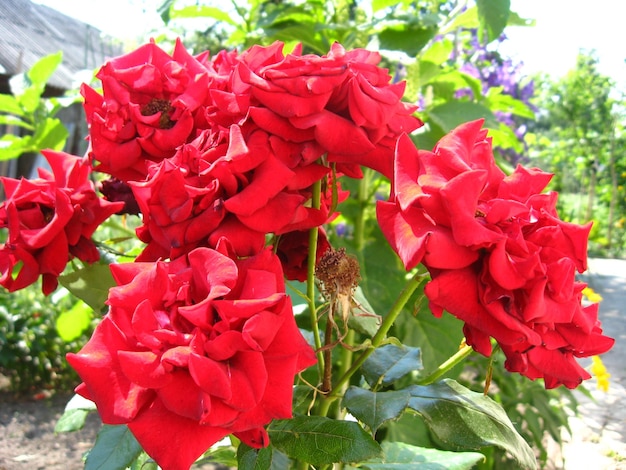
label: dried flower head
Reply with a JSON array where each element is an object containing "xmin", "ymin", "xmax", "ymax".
[{"xmin": 315, "ymin": 248, "xmax": 360, "ymax": 298}]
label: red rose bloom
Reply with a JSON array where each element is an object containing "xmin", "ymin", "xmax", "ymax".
[
  {"xmin": 377, "ymin": 120, "xmax": 614, "ymax": 388},
  {"xmin": 238, "ymin": 41, "xmax": 423, "ymax": 178},
  {"xmin": 82, "ymin": 39, "xmax": 212, "ymax": 181},
  {"xmin": 0, "ymin": 151, "xmax": 123, "ymax": 295},
  {"xmin": 276, "ymin": 227, "xmax": 331, "ymax": 282},
  {"xmin": 67, "ymin": 247, "xmax": 316, "ymax": 470}
]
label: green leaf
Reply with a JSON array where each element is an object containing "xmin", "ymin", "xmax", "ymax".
[
  {"xmin": 476, "ymin": 0, "xmax": 510, "ymax": 42},
  {"xmin": 440, "ymin": 6, "xmax": 480, "ymax": 34},
  {"xmin": 0, "ymin": 93, "xmax": 26, "ymax": 116},
  {"xmin": 343, "ymin": 387, "xmax": 410, "ymax": 433},
  {"xmin": 348, "ymin": 286, "xmax": 381, "ymax": 337},
  {"xmin": 357, "ymin": 441, "xmax": 485, "ymax": 469},
  {"xmin": 0, "ymin": 114, "xmax": 34, "ymax": 130},
  {"xmin": 485, "ymin": 87, "xmax": 535, "ymax": 119},
  {"xmin": 32, "ymin": 117, "xmax": 69, "ymax": 151},
  {"xmin": 377, "ymin": 23, "xmax": 437, "ymax": 57},
  {"xmin": 170, "ymin": 5, "xmax": 238, "ymax": 25},
  {"xmin": 55, "ymin": 394, "xmax": 97, "ymax": 433},
  {"xmin": 55, "ymin": 300, "xmax": 93, "ymax": 342},
  {"xmin": 85, "ymin": 424, "xmax": 142, "ymax": 470},
  {"xmin": 0, "ymin": 134, "xmax": 29, "ymax": 161},
  {"xmin": 372, "ymin": 0, "xmax": 405, "ymax": 12},
  {"xmin": 427, "ymin": 101, "xmax": 498, "ymax": 133},
  {"xmin": 419, "ymin": 38, "xmax": 454, "ymax": 65},
  {"xmin": 198, "ymin": 445, "xmax": 238, "ymax": 468},
  {"xmin": 392, "ymin": 305, "xmax": 465, "ymax": 377},
  {"xmin": 58, "ymin": 262, "xmax": 115, "ymax": 313},
  {"xmin": 268, "ymin": 416, "xmax": 382, "ymax": 465},
  {"xmin": 362, "ymin": 343, "xmax": 422, "ymax": 387},
  {"xmin": 27, "ymin": 51, "xmax": 63, "ymax": 87},
  {"xmin": 237, "ymin": 444, "xmax": 290, "ymax": 470},
  {"xmin": 406, "ymin": 379, "xmax": 537, "ymax": 469}
]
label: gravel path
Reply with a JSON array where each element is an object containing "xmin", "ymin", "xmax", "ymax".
[{"xmin": 547, "ymin": 258, "xmax": 626, "ymax": 470}]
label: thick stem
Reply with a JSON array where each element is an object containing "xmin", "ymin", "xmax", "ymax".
[{"xmin": 307, "ymin": 180, "xmax": 325, "ymax": 380}]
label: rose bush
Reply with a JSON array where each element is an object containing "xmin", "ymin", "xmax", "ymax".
[{"xmin": 0, "ymin": 37, "xmax": 615, "ymax": 470}]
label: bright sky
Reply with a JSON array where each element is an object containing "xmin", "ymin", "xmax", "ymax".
[{"xmin": 33, "ymin": 0, "xmax": 626, "ymax": 88}]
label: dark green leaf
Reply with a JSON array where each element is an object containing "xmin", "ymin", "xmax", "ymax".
[
  {"xmin": 55, "ymin": 408, "xmax": 91, "ymax": 433},
  {"xmin": 55, "ymin": 394, "xmax": 96, "ymax": 433},
  {"xmin": 476, "ymin": 0, "xmax": 510, "ymax": 42},
  {"xmin": 58, "ymin": 262, "xmax": 116, "ymax": 313},
  {"xmin": 357, "ymin": 441, "xmax": 485, "ymax": 469},
  {"xmin": 157, "ymin": 0, "xmax": 175, "ymax": 23},
  {"xmin": 362, "ymin": 343, "xmax": 422, "ymax": 387},
  {"xmin": 406, "ymin": 379, "xmax": 537, "ymax": 469},
  {"xmin": 85, "ymin": 424, "xmax": 143, "ymax": 470},
  {"xmin": 343, "ymin": 387, "xmax": 410, "ymax": 433},
  {"xmin": 237, "ymin": 444, "xmax": 290, "ymax": 470},
  {"xmin": 268, "ymin": 416, "xmax": 382, "ymax": 465}
]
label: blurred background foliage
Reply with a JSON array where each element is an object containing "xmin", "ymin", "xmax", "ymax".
[{"xmin": 0, "ymin": 0, "xmax": 623, "ymax": 468}]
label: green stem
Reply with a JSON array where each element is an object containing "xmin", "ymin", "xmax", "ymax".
[
  {"xmin": 416, "ymin": 344, "xmax": 474, "ymax": 385},
  {"xmin": 322, "ymin": 271, "xmax": 427, "ymax": 405},
  {"xmin": 307, "ymin": 180, "xmax": 325, "ymax": 381}
]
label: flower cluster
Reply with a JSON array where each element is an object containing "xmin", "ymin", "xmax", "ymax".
[
  {"xmin": 0, "ymin": 151, "xmax": 123, "ymax": 295},
  {"xmin": 377, "ymin": 120, "xmax": 614, "ymax": 389},
  {"xmin": 42, "ymin": 39, "xmax": 418, "ymax": 468},
  {"xmin": 67, "ymin": 247, "xmax": 316, "ymax": 470},
  {"xmin": 83, "ymin": 39, "xmax": 421, "ymax": 263},
  {"xmin": 0, "ymin": 36, "xmax": 614, "ymax": 470}
]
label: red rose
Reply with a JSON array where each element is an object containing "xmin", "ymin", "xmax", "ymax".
[
  {"xmin": 239, "ymin": 41, "xmax": 423, "ymax": 178},
  {"xmin": 276, "ymin": 228, "xmax": 331, "ymax": 282},
  {"xmin": 82, "ymin": 39, "xmax": 212, "ymax": 181},
  {"xmin": 67, "ymin": 247, "xmax": 316, "ymax": 470},
  {"xmin": 377, "ymin": 120, "xmax": 614, "ymax": 388},
  {"xmin": 0, "ymin": 151, "xmax": 123, "ymax": 295}
]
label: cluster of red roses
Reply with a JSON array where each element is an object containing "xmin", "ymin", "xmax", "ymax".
[
  {"xmin": 377, "ymin": 121, "xmax": 614, "ymax": 389},
  {"xmin": 0, "ymin": 39, "xmax": 421, "ymax": 469},
  {"xmin": 0, "ymin": 37, "xmax": 614, "ymax": 469},
  {"xmin": 0, "ymin": 151, "xmax": 123, "ymax": 295}
]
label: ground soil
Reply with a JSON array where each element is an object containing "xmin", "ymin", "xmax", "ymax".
[{"xmin": 0, "ymin": 258, "xmax": 624, "ymax": 470}]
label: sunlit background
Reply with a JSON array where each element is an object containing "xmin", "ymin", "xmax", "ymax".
[{"xmin": 30, "ymin": 0, "xmax": 626, "ymax": 90}]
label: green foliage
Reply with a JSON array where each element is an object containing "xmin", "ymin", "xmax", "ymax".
[
  {"xmin": 0, "ymin": 286, "xmax": 92, "ymax": 393},
  {"xmin": 85, "ymin": 425, "xmax": 143, "ymax": 470},
  {"xmin": 361, "ymin": 343, "xmax": 423, "ymax": 387},
  {"xmin": 268, "ymin": 416, "xmax": 383, "ymax": 465},
  {"xmin": 526, "ymin": 51, "xmax": 626, "ymax": 256},
  {"xmin": 54, "ymin": 393, "xmax": 97, "ymax": 433},
  {"xmin": 351, "ymin": 441, "xmax": 485, "ymax": 469},
  {"xmin": 0, "ymin": 52, "xmax": 76, "ymax": 161},
  {"xmin": 459, "ymin": 352, "xmax": 584, "ymax": 469}
]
